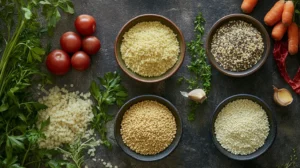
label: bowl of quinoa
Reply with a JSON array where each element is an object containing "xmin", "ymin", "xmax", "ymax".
[
  {"xmin": 211, "ymin": 94, "xmax": 277, "ymax": 160},
  {"xmin": 206, "ymin": 14, "xmax": 271, "ymax": 77},
  {"xmin": 114, "ymin": 95, "xmax": 182, "ymax": 161},
  {"xmin": 115, "ymin": 14, "xmax": 185, "ymax": 83}
]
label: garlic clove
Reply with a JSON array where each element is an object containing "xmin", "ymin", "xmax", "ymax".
[
  {"xmin": 273, "ymin": 86, "xmax": 293, "ymax": 106},
  {"xmin": 188, "ymin": 89, "xmax": 207, "ymax": 103},
  {"xmin": 180, "ymin": 91, "xmax": 189, "ymax": 98}
]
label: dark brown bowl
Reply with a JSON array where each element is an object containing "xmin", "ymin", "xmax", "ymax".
[
  {"xmin": 205, "ymin": 14, "xmax": 270, "ymax": 77},
  {"xmin": 114, "ymin": 14, "xmax": 185, "ymax": 83}
]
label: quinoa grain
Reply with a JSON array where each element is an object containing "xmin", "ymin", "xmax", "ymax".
[{"xmin": 211, "ymin": 20, "xmax": 264, "ymax": 71}]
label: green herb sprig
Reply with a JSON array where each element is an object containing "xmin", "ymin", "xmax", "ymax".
[
  {"xmin": 57, "ymin": 137, "xmax": 100, "ymax": 168},
  {"xmin": 277, "ymin": 149, "xmax": 298, "ymax": 168},
  {"xmin": 90, "ymin": 72, "xmax": 128, "ymax": 148},
  {"xmin": 178, "ymin": 12, "xmax": 212, "ymax": 121}
]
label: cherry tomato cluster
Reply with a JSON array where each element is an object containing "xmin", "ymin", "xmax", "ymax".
[{"xmin": 46, "ymin": 14, "xmax": 101, "ymax": 75}]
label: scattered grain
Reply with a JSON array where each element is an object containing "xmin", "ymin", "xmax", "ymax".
[{"xmin": 37, "ymin": 86, "xmax": 93, "ymax": 149}]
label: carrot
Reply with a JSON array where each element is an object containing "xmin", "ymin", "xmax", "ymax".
[
  {"xmin": 298, "ymin": 28, "xmax": 300, "ymax": 47},
  {"xmin": 282, "ymin": 1, "xmax": 294, "ymax": 26},
  {"xmin": 272, "ymin": 22, "xmax": 288, "ymax": 41},
  {"xmin": 264, "ymin": 0, "xmax": 285, "ymax": 26},
  {"xmin": 288, "ymin": 23, "xmax": 299, "ymax": 55},
  {"xmin": 241, "ymin": 0, "xmax": 258, "ymax": 14}
]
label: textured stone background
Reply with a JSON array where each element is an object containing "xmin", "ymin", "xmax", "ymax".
[{"xmin": 49, "ymin": 0, "xmax": 300, "ymax": 167}]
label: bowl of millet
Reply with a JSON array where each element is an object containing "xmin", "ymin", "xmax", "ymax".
[
  {"xmin": 114, "ymin": 95, "xmax": 182, "ymax": 161},
  {"xmin": 205, "ymin": 14, "xmax": 271, "ymax": 77},
  {"xmin": 114, "ymin": 14, "xmax": 185, "ymax": 83}
]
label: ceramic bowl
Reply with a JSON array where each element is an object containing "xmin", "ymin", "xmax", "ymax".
[
  {"xmin": 114, "ymin": 95, "xmax": 182, "ymax": 161},
  {"xmin": 205, "ymin": 14, "xmax": 271, "ymax": 77},
  {"xmin": 211, "ymin": 94, "xmax": 277, "ymax": 160},
  {"xmin": 114, "ymin": 14, "xmax": 185, "ymax": 83}
]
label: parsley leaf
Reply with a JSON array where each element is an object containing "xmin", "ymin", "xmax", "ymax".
[{"xmin": 90, "ymin": 72, "xmax": 128, "ymax": 148}]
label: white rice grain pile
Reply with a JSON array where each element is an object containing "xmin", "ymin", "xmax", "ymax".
[
  {"xmin": 214, "ymin": 99, "xmax": 269, "ymax": 155},
  {"xmin": 37, "ymin": 86, "xmax": 93, "ymax": 149}
]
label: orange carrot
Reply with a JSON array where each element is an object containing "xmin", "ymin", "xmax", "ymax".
[
  {"xmin": 264, "ymin": 0, "xmax": 285, "ymax": 26},
  {"xmin": 241, "ymin": 0, "xmax": 258, "ymax": 14},
  {"xmin": 288, "ymin": 23, "xmax": 299, "ymax": 55},
  {"xmin": 298, "ymin": 28, "xmax": 300, "ymax": 47},
  {"xmin": 282, "ymin": 1, "xmax": 294, "ymax": 26},
  {"xmin": 272, "ymin": 22, "xmax": 288, "ymax": 41}
]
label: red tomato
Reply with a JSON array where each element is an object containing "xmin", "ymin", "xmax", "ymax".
[
  {"xmin": 82, "ymin": 36, "xmax": 101, "ymax": 55},
  {"xmin": 75, "ymin": 15, "xmax": 96, "ymax": 36},
  {"xmin": 60, "ymin": 32, "xmax": 81, "ymax": 53},
  {"xmin": 46, "ymin": 50, "xmax": 71, "ymax": 75},
  {"xmin": 71, "ymin": 51, "xmax": 91, "ymax": 71}
]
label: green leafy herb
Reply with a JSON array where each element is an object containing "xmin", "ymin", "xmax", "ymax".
[
  {"xmin": 0, "ymin": 0, "xmax": 74, "ymax": 167},
  {"xmin": 57, "ymin": 137, "xmax": 100, "ymax": 168},
  {"xmin": 178, "ymin": 12, "xmax": 212, "ymax": 121},
  {"xmin": 90, "ymin": 72, "xmax": 128, "ymax": 148}
]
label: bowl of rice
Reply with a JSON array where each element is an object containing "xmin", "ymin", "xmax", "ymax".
[
  {"xmin": 114, "ymin": 95, "xmax": 182, "ymax": 161},
  {"xmin": 211, "ymin": 94, "xmax": 277, "ymax": 160},
  {"xmin": 115, "ymin": 14, "xmax": 185, "ymax": 83}
]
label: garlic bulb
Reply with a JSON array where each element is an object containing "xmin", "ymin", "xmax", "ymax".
[
  {"xmin": 273, "ymin": 86, "xmax": 293, "ymax": 106},
  {"xmin": 180, "ymin": 89, "xmax": 207, "ymax": 103}
]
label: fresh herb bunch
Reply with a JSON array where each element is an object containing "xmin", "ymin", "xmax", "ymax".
[
  {"xmin": 178, "ymin": 12, "xmax": 212, "ymax": 121},
  {"xmin": 0, "ymin": 0, "xmax": 74, "ymax": 167},
  {"xmin": 90, "ymin": 72, "xmax": 128, "ymax": 148}
]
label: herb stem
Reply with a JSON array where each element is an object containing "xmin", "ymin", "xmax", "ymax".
[
  {"xmin": 0, "ymin": 20, "xmax": 25, "ymax": 97},
  {"xmin": 21, "ymin": 143, "xmax": 32, "ymax": 166}
]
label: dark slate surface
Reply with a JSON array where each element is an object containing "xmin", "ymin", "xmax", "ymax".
[{"xmin": 49, "ymin": 0, "xmax": 300, "ymax": 167}]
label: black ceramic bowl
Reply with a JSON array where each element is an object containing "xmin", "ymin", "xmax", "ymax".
[
  {"xmin": 114, "ymin": 95, "xmax": 182, "ymax": 161},
  {"xmin": 205, "ymin": 14, "xmax": 271, "ymax": 77},
  {"xmin": 211, "ymin": 94, "xmax": 277, "ymax": 161}
]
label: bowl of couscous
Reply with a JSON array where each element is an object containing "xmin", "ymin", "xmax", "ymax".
[
  {"xmin": 114, "ymin": 14, "xmax": 185, "ymax": 83},
  {"xmin": 211, "ymin": 94, "xmax": 277, "ymax": 161},
  {"xmin": 205, "ymin": 14, "xmax": 271, "ymax": 77},
  {"xmin": 114, "ymin": 95, "xmax": 182, "ymax": 161}
]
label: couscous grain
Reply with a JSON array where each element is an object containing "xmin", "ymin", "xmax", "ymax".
[{"xmin": 120, "ymin": 21, "xmax": 179, "ymax": 77}]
